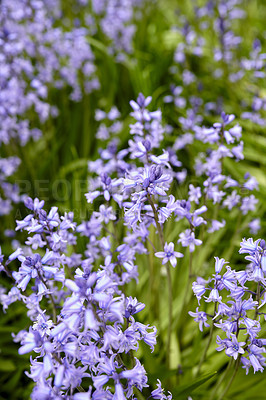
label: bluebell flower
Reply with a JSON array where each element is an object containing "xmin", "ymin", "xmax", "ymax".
[
  {"xmin": 8, "ymin": 247, "xmax": 23, "ymax": 262},
  {"xmin": 120, "ymin": 358, "xmax": 148, "ymax": 393},
  {"xmin": 155, "ymin": 242, "xmax": 183, "ymax": 268},
  {"xmin": 150, "ymin": 379, "xmax": 165, "ymax": 399},
  {"xmin": 15, "ymin": 214, "xmax": 34, "ymax": 231},
  {"xmin": 248, "ymin": 345, "xmax": 266, "ymax": 373},
  {"xmin": 130, "ymin": 93, "xmax": 153, "ymax": 122},
  {"xmin": 216, "ymin": 335, "xmax": 232, "ymax": 352},
  {"xmin": 214, "ymin": 257, "xmax": 228, "ymax": 274},
  {"xmin": 18, "ymin": 328, "xmax": 42, "ymax": 355},
  {"xmin": 93, "ymin": 355, "xmax": 119, "ymax": 390},
  {"xmin": 188, "ymin": 184, "xmax": 202, "ymax": 204},
  {"xmin": 25, "ymin": 234, "xmax": 46, "ymax": 250},
  {"xmin": 239, "ymin": 238, "xmax": 261, "ymax": 254},
  {"xmin": 240, "ymin": 195, "xmax": 258, "ymax": 215},
  {"xmin": 225, "ymin": 334, "xmax": 245, "ymax": 360},
  {"xmin": 231, "ymin": 141, "xmax": 244, "ymax": 160},
  {"xmin": 26, "ymin": 357, "xmax": 51, "ymax": 382},
  {"xmin": 24, "ymin": 197, "xmax": 45, "ymax": 212},
  {"xmin": 189, "ymin": 308, "xmax": 210, "ymax": 331},
  {"xmin": 150, "ymin": 379, "xmax": 172, "ymax": 399},
  {"xmin": 192, "ymin": 278, "xmax": 207, "ymax": 304},
  {"xmin": 178, "ymin": 229, "xmax": 202, "ymax": 252},
  {"xmin": 205, "ymin": 288, "xmax": 222, "ymax": 303},
  {"xmin": 94, "ymin": 204, "xmax": 116, "ymax": 224},
  {"xmin": 114, "ymin": 383, "xmax": 127, "ymax": 400},
  {"xmin": 124, "ymin": 165, "xmax": 171, "ymax": 196},
  {"xmin": 249, "ymin": 218, "xmax": 261, "ymax": 235},
  {"xmin": 244, "ymin": 175, "xmax": 259, "ymax": 191},
  {"xmin": 223, "ymin": 190, "xmax": 240, "ymax": 210},
  {"xmin": 73, "ymin": 389, "xmax": 92, "ymax": 400},
  {"xmin": 128, "ymin": 138, "xmax": 151, "ymax": 159},
  {"xmin": 134, "ymin": 321, "xmax": 157, "ymax": 352},
  {"xmin": 158, "ymin": 195, "xmax": 178, "ymax": 223},
  {"xmin": 207, "ymin": 219, "xmax": 226, "ymax": 233},
  {"xmin": 30, "ymin": 380, "xmax": 53, "ymax": 400},
  {"xmin": 33, "ymin": 313, "xmax": 53, "ymax": 337},
  {"xmin": 125, "ymin": 297, "xmax": 145, "ymax": 318}
]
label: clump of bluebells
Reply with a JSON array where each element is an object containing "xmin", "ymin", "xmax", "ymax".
[
  {"xmin": 1, "ymin": 197, "xmax": 172, "ymax": 399},
  {"xmin": 190, "ymin": 238, "xmax": 266, "ymax": 374},
  {"xmin": 166, "ymin": 0, "xmax": 266, "ymax": 127},
  {"xmin": 0, "ymin": 0, "xmax": 97, "ymax": 227},
  {"xmin": 86, "ymin": 93, "xmax": 258, "ymax": 260},
  {"xmin": 0, "ymin": 1, "xmax": 265, "ymax": 397},
  {"xmin": 0, "ymin": 156, "xmax": 22, "ymax": 217},
  {"xmin": 0, "ymin": 0, "xmax": 144, "ymax": 230},
  {"xmin": 0, "ymin": 88, "xmax": 262, "ymax": 398},
  {"xmin": 0, "ymin": 0, "xmax": 99, "ymax": 146},
  {"xmin": 88, "ymin": 0, "xmax": 145, "ymax": 58}
]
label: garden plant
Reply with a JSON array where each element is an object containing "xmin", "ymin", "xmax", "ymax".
[{"xmin": 0, "ymin": 0, "xmax": 266, "ymax": 399}]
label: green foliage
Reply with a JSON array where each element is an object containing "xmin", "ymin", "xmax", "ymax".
[{"xmin": 1, "ymin": 0, "xmax": 266, "ymax": 399}]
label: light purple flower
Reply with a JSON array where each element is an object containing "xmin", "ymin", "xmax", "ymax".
[
  {"xmin": 178, "ymin": 230, "xmax": 202, "ymax": 252},
  {"xmin": 225, "ymin": 335, "xmax": 245, "ymax": 360},
  {"xmin": 155, "ymin": 242, "xmax": 183, "ymax": 267},
  {"xmin": 189, "ymin": 308, "xmax": 210, "ymax": 332}
]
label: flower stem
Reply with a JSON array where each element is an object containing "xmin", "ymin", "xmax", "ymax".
[
  {"xmin": 147, "ymin": 193, "xmax": 172, "ymax": 369},
  {"xmin": 217, "ymin": 356, "xmax": 241, "ymax": 400},
  {"xmin": 48, "ymin": 293, "xmax": 57, "ymax": 324},
  {"xmin": 189, "ymin": 251, "xmax": 193, "ymax": 278},
  {"xmin": 196, "ymin": 302, "xmax": 217, "ymax": 376},
  {"xmin": 37, "ymin": 271, "xmax": 57, "ymax": 323},
  {"xmin": 165, "ymin": 262, "xmax": 173, "ymax": 368},
  {"xmin": 210, "ymin": 358, "xmax": 233, "ymax": 400},
  {"xmin": 254, "ymin": 282, "xmax": 261, "ymax": 319}
]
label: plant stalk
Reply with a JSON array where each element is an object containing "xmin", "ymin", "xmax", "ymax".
[
  {"xmin": 147, "ymin": 193, "xmax": 172, "ymax": 369},
  {"xmin": 196, "ymin": 302, "xmax": 217, "ymax": 376},
  {"xmin": 217, "ymin": 356, "xmax": 241, "ymax": 400}
]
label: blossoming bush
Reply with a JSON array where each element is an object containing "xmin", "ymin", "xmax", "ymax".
[{"xmin": 0, "ymin": 0, "xmax": 266, "ymax": 399}]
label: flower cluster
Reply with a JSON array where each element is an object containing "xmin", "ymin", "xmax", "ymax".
[
  {"xmin": 85, "ymin": 93, "xmax": 259, "ymax": 264},
  {"xmin": 1, "ymin": 197, "xmax": 172, "ymax": 399},
  {"xmin": 190, "ymin": 238, "xmax": 266, "ymax": 374},
  {"xmin": 89, "ymin": 0, "xmax": 144, "ymax": 58},
  {"xmin": 0, "ymin": 0, "xmax": 99, "ymax": 146},
  {"xmin": 1, "ymin": 79, "xmax": 263, "ymax": 397},
  {"xmin": 0, "ymin": 156, "xmax": 22, "ymax": 217},
  {"xmin": 193, "ymin": 112, "xmax": 258, "ymax": 222},
  {"xmin": 166, "ymin": 0, "xmax": 265, "ymax": 131},
  {"xmin": 0, "ymin": 0, "xmax": 101, "ymax": 231},
  {"xmin": 0, "ymin": 1, "xmax": 265, "ymax": 398}
]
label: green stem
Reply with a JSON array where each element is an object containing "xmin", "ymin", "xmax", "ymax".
[
  {"xmin": 210, "ymin": 358, "xmax": 233, "ymax": 400},
  {"xmin": 254, "ymin": 282, "xmax": 261, "ymax": 319},
  {"xmin": 147, "ymin": 193, "xmax": 172, "ymax": 369},
  {"xmin": 165, "ymin": 263, "xmax": 173, "ymax": 369},
  {"xmin": 189, "ymin": 250, "xmax": 193, "ymax": 279},
  {"xmin": 133, "ymin": 387, "xmax": 146, "ymax": 400},
  {"xmin": 48, "ymin": 293, "xmax": 57, "ymax": 324},
  {"xmin": 224, "ymin": 213, "xmax": 242, "ymax": 260},
  {"xmin": 217, "ymin": 356, "xmax": 241, "ymax": 400},
  {"xmin": 147, "ymin": 194, "xmax": 165, "ymax": 248},
  {"xmin": 196, "ymin": 302, "xmax": 217, "ymax": 376},
  {"xmin": 147, "ymin": 235, "xmax": 160, "ymax": 322},
  {"xmin": 197, "ymin": 326, "xmax": 214, "ymax": 376},
  {"xmin": 37, "ymin": 271, "xmax": 57, "ymax": 323},
  {"xmin": 77, "ymin": 386, "xmax": 85, "ymax": 392},
  {"xmin": 176, "ymin": 250, "xmax": 193, "ymax": 332}
]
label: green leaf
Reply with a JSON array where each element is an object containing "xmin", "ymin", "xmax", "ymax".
[
  {"xmin": 0, "ymin": 358, "xmax": 16, "ymax": 372},
  {"xmin": 171, "ymin": 371, "xmax": 217, "ymax": 397},
  {"xmin": 56, "ymin": 158, "xmax": 88, "ymax": 178}
]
